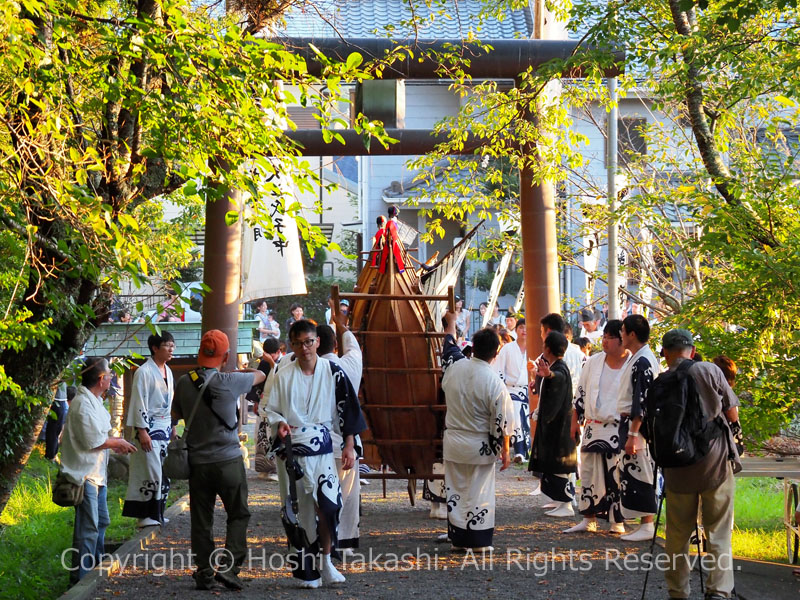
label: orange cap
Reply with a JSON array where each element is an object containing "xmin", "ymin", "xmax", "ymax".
[{"xmin": 198, "ymin": 329, "xmax": 229, "ymax": 368}]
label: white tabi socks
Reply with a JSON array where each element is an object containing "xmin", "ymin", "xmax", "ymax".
[
  {"xmin": 429, "ymin": 502, "xmax": 448, "ymax": 520},
  {"xmin": 610, "ymin": 522, "xmax": 626, "ymax": 534},
  {"xmin": 619, "ymin": 522, "xmax": 655, "ymax": 541},
  {"xmin": 562, "ymin": 518, "xmax": 598, "ymax": 533},
  {"xmin": 544, "ymin": 502, "xmax": 574, "ymax": 517},
  {"xmin": 299, "ymin": 578, "xmax": 322, "ymax": 589},
  {"xmin": 321, "ymin": 553, "xmax": 346, "ymax": 585}
]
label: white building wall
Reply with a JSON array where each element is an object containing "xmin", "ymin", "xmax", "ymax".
[{"xmin": 364, "ymin": 84, "xmax": 461, "ymax": 252}]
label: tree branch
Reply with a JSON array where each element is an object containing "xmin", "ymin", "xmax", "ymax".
[
  {"xmin": 57, "ymin": 47, "xmax": 86, "ymax": 152},
  {"xmin": 668, "ymin": 0, "xmax": 777, "ymax": 248}
]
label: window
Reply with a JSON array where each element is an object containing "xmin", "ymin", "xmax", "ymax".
[
  {"xmin": 755, "ymin": 127, "xmax": 800, "ymax": 167},
  {"xmin": 606, "ymin": 117, "xmax": 648, "ymax": 167},
  {"xmin": 287, "ymin": 107, "xmax": 321, "ymax": 129}
]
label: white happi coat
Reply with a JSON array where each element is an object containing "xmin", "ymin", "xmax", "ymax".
[
  {"xmin": 443, "ymin": 357, "xmax": 515, "ymax": 464},
  {"xmin": 321, "ymin": 330, "xmax": 364, "ymax": 549},
  {"xmin": 494, "ymin": 341, "xmax": 528, "ymax": 435},
  {"xmin": 576, "ymin": 352, "xmax": 630, "ymax": 451},
  {"xmin": 441, "ymin": 337, "xmax": 514, "ymax": 548},
  {"xmin": 563, "ymin": 343, "xmax": 586, "ymax": 399},
  {"xmin": 126, "ymin": 358, "xmax": 174, "ymax": 433},
  {"xmin": 495, "ymin": 341, "xmax": 528, "ymax": 395},
  {"xmin": 615, "ymin": 344, "xmax": 661, "ymax": 519},
  {"xmin": 321, "ymin": 329, "xmax": 363, "ymax": 452},
  {"xmin": 577, "ymin": 352, "xmax": 627, "ymax": 422},
  {"xmin": 264, "ymin": 357, "xmax": 340, "ymax": 467},
  {"xmin": 617, "ymin": 345, "xmax": 661, "ymax": 416}
]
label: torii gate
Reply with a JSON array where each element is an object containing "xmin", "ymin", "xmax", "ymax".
[{"xmin": 201, "ymin": 37, "xmax": 623, "ymax": 366}]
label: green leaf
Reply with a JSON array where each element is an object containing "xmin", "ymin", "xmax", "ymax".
[{"xmin": 345, "ymin": 52, "xmax": 363, "ymax": 70}]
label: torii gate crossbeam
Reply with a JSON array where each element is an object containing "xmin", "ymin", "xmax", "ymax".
[{"xmin": 203, "ymin": 37, "xmax": 622, "ymax": 362}]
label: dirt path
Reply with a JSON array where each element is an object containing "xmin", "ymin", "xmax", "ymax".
[{"xmin": 91, "ymin": 458, "xmax": 800, "ymax": 600}]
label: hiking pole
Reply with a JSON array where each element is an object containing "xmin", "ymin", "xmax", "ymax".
[
  {"xmin": 695, "ymin": 523, "xmax": 705, "ymax": 595},
  {"xmin": 640, "ymin": 487, "xmax": 665, "ymax": 600}
]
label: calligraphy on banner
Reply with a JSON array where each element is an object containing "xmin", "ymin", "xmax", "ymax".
[{"xmin": 241, "ymin": 198, "xmax": 307, "ymax": 303}]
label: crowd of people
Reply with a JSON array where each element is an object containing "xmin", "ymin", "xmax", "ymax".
[
  {"xmin": 56, "ymin": 296, "xmax": 368, "ymax": 591},
  {"xmin": 439, "ymin": 306, "xmax": 742, "ymax": 600},
  {"xmin": 52, "ymin": 288, "xmax": 742, "ymax": 600}
]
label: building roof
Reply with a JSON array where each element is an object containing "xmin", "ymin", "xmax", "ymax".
[{"xmin": 279, "ymin": 0, "xmax": 534, "ymax": 40}]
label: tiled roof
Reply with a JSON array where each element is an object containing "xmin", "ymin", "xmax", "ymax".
[{"xmin": 279, "ymin": 0, "xmax": 534, "ymax": 40}]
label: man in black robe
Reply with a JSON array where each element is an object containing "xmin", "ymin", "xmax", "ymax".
[{"xmin": 528, "ymin": 331, "xmax": 578, "ymax": 517}]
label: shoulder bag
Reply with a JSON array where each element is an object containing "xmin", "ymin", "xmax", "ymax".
[
  {"xmin": 163, "ymin": 372, "xmax": 216, "ymax": 480},
  {"xmin": 52, "ymin": 471, "xmax": 85, "ymax": 507}
]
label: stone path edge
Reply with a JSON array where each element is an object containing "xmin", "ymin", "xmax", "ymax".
[{"xmin": 57, "ymin": 493, "xmax": 191, "ymax": 600}]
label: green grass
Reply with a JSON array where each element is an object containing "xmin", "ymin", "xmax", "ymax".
[
  {"xmin": 651, "ymin": 477, "xmax": 789, "ymax": 564},
  {"xmin": 0, "ymin": 443, "xmax": 188, "ymax": 600},
  {"xmin": 731, "ymin": 477, "xmax": 788, "ymax": 563}
]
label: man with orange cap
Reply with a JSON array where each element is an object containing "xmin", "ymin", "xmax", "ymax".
[{"xmin": 171, "ymin": 330, "xmax": 266, "ymax": 591}]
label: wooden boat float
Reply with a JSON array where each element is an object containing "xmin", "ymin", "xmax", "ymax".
[{"xmin": 331, "ymin": 220, "xmax": 483, "ymax": 502}]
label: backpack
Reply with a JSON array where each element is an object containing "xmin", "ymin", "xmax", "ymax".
[{"xmin": 643, "ymin": 360, "xmax": 725, "ymax": 468}]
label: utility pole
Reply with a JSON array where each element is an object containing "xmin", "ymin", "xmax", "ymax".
[{"xmin": 606, "ymin": 77, "xmax": 620, "ymax": 320}]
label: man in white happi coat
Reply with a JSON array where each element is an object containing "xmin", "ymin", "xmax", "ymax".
[
  {"xmin": 494, "ymin": 318, "xmax": 529, "ymax": 462},
  {"xmin": 265, "ymin": 319, "xmax": 366, "ymax": 589},
  {"xmin": 251, "ymin": 337, "xmax": 282, "ymax": 480},
  {"xmin": 122, "ymin": 332, "xmax": 175, "ymax": 527},
  {"xmin": 579, "ymin": 308, "xmax": 604, "ymax": 344},
  {"xmin": 567, "ymin": 319, "xmax": 630, "ymax": 534},
  {"xmin": 316, "ymin": 306, "xmax": 364, "ymax": 551},
  {"xmin": 616, "ymin": 314, "xmax": 661, "ymax": 541},
  {"xmin": 441, "ymin": 313, "xmax": 513, "ymax": 550},
  {"xmin": 562, "ymin": 322, "xmax": 587, "ymax": 400}
]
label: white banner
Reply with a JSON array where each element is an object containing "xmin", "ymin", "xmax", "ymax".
[
  {"xmin": 512, "ymin": 281, "xmax": 525, "ymax": 315},
  {"xmin": 240, "ymin": 197, "xmax": 307, "ymax": 303}
]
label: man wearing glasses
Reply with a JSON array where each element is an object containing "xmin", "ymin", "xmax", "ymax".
[
  {"xmin": 264, "ymin": 320, "xmax": 366, "ymax": 589},
  {"xmin": 123, "ymin": 332, "xmax": 176, "ymax": 527}
]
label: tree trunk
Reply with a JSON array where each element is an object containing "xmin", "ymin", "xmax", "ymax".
[
  {"xmin": 0, "ymin": 403, "xmax": 50, "ymax": 514},
  {"xmin": 0, "ymin": 263, "xmax": 99, "ymax": 513}
]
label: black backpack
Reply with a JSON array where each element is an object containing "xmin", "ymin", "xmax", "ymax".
[{"xmin": 643, "ymin": 360, "xmax": 725, "ymax": 468}]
